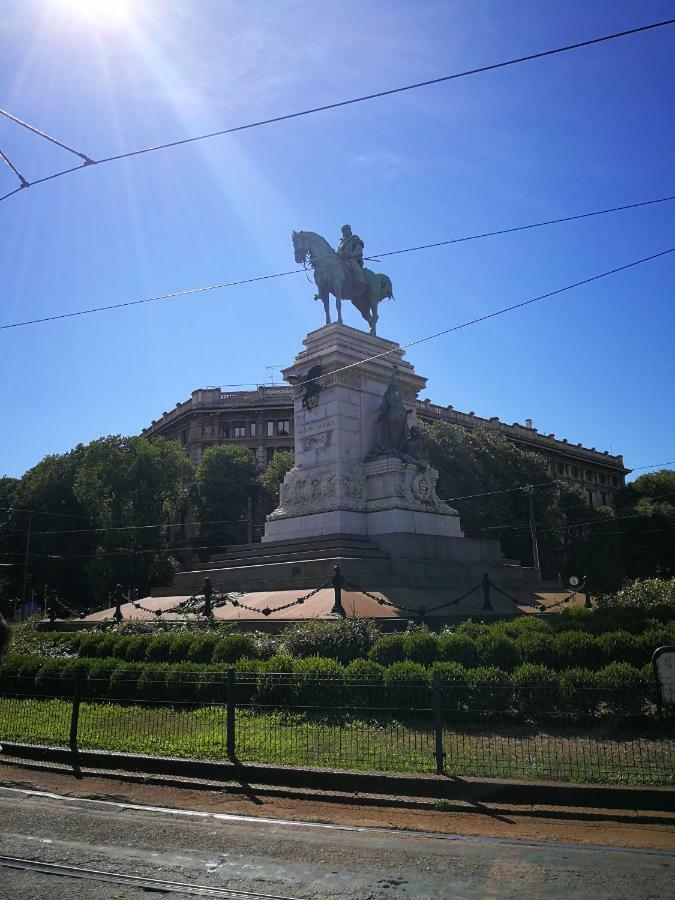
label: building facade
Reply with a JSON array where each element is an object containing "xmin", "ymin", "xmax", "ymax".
[{"xmin": 143, "ymin": 385, "xmax": 629, "ymax": 508}]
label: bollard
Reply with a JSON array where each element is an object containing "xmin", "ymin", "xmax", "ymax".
[
  {"xmin": 203, "ymin": 577, "xmax": 213, "ymax": 617},
  {"xmin": 480, "ymin": 572, "xmax": 493, "ymax": 611},
  {"xmin": 330, "ymin": 565, "xmax": 347, "ymax": 618},
  {"xmin": 226, "ymin": 668, "xmax": 236, "ymax": 759}
]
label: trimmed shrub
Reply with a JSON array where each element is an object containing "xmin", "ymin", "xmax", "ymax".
[
  {"xmin": 383, "ymin": 661, "xmax": 429, "ymax": 708},
  {"xmin": 637, "ymin": 627, "xmax": 672, "ymax": 659},
  {"xmin": 431, "ymin": 661, "xmax": 468, "ymax": 713},
  {"xmin": 187, "ymin": 635, "xmax": 220, "ymax": 664},
  {"xmin": 282, "ymin": 617, "xmax": 378, "ymax": 664},
  {"xmin": 35, "ymin": 659, "xmax": 69, "ymax": 695},
  {"xmin": 559, "ymin": 668, "xmax": 599, "ymax": 719},
  {"xmin": 344, "ymin": 659, "xmax": 385, "ymax": 681},
  {"xmin": 165, "ymin": 663, "xmax": 201, "ymax": 703},
  {"xmin": 83, "ymin": 658, "xmax": 120, "ymax": 699},
  {"xmin": 497, "ymin": 616, "xmax": 553, "ymax": 639},
  {"xmin": 122, "ymin": 636, "xmax": 152, "ymax": 663},
  {"xmin": 136, "ymin": 664, "xmax": 168, "ymax": 702},
  {"xmin": 466, "ymin": 666, "xmax": 511, "ymax": 712},
  {"xmin": 550, "ymin": 606, "xmax": 594, "ymax": 633},
  {"xmin": 77, "ymin": 633, "xmax": 102, "ymax": 658},
  {"xmin": 514, "ymin": 632, "xmax": 556, "ymax": 667},
  {"xmin": 368, "ymin": 634, "xmax": 407, "ymax": 666},
  {"xmin": 596, "ymin": 663, "xmax": 648, "ymax": 717},
  {"xmin": 438, "ymin": 634, "xmax": 478, "ymax": 668},
  {"xmin": 403, "ymin": 630, "xmax": 439, "ymax": 665},
  {"xmin": 168, "ymin": 633, "xmax": 195, "ymax": 663},
  {"xmin": 511, "ymin": 664, "xmax": 560, "ymax": 716},
  {"xmin": 553, "ymin": 631, "xmax": 599, "ymax": 670},
  {"xmin": 475, "ymin": 633, "xmax": 519, "ymax": 671},
  {"xmin": 109, "ymin": 665, "xmax": 142, "ymax": 700},
  {"xmin": 213, "ymin": 634, "xmax": 258, "ymax": 664},
  {"xmin": 597, "ymin": 631, "xmax": 643, "ymax": 668},
  {"xmin": 96, "ymin": 634, "xmax": 122, "ymax": 659},
  {"xmin": 0, "ymin": 654, "xmax": 23, "ymax": 693},
  {"xmin": 146, "ymin": 634, "xmax": 175, "ymax": 663}
]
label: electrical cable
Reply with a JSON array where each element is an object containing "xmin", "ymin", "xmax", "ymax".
[
  {"xmin": 0, "ymin": 147, "xmax": 29, "ymax": 188},
  {"xmin": 2, "ymin": 196, "xmax": 674, "ymax": 331},
  {"xmin": 0, "ymin": 107, "xmax": 94, "ymax": 163},
  {"xmin": 1, "ymin": 18, "xmax": 673, "ymax": 205}
]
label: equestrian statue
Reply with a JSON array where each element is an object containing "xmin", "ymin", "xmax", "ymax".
[{"xmin": 292, "ymin": 225, "xmax": 394, "ymax": 336}]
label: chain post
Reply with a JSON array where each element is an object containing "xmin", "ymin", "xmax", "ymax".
[
  {"xmin": 330, "ymin": 565, "xmax": 347, "ymax": 618},
  {"xmin": 203, "ymin": 577, "xmax": 213, "ymax": 617},
  {"xmin": 481, "ymin": 572, "xmax": 493, "ymax": 611},
  {"xmin": 69, "ymin": 668, "xmax": 82, "ymax": 754},
  {"xmin": 583, "ymin": 576, "xmax": 592, "ymax": 608},
  {"xmin": 432, "ymin": 669, "xmax": 445, "ymax": 775},
  {"xmin": 226, "ymin": 668, "xmax": 236, "ymax": 758}
]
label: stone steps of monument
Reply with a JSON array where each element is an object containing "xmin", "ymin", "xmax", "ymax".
[
  {"xmin": 164, "ymin": 552, "xmax": 543, "ymax": 597},
  {"xmin": 208, "ymin": 533, "xmax": 388, "ymax": 562},
  {"xmin": 203, "ymin": 545, "xmax": 389, "ymax": 569}
]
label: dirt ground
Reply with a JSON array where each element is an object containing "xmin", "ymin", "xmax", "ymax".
[{"xmin": 1, "ymin": 759, "xmax": 673, "ymax": 852}]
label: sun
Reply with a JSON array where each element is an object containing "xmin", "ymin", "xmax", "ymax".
[{"xmin": 53, "ymin": 0, "xmax": 134, "ymax": 26}]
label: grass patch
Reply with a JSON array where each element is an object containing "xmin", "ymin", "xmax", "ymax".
[{"xmin": 1, "ymin": 696, "xmax": 672, "ymax": 785}]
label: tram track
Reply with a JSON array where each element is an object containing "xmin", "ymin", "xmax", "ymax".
[{"xmin": 0, "ymin": 855, "xmax": 303, "ymax": 899}]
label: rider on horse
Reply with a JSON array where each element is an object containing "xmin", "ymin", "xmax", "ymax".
[{"xmin": 337, "ymin": 225, "xmax": 366, "ymax": 295}]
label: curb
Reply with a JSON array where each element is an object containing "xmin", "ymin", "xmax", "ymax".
[{"xmin": 2, "ymin": 742, "xmax": 673, "ymax": 811}]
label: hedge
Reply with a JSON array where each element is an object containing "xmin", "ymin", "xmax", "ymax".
[{"xmin": 0, "ymin": 651, "xmax": 657, "ymax": 720}]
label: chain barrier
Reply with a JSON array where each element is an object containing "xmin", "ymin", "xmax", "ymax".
[
  {"xmin": 342, "ymin": 578, "xmax": 485, "ymax": 617},
  {"xmin": 490, "ymin": 581, "xmax": 546, "ymax": 612},
  {"xmin": 546, "ymin": 580, "xmax": 587, "ymax": 611}
]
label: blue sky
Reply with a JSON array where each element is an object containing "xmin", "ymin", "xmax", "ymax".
[{"xmin": 1, "ymin": 0, "xmax": 674, "ymax": 480}]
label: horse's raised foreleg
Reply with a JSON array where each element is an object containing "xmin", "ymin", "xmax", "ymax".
[{"xmin": 370, "ymin": 302, "xmax": 378, "ymax": 336}]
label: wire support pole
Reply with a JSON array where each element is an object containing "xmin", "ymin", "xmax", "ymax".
[
  {"xmin": 528, "ymin": 485, "xmax": 542, "ymax": 577},
  {"xmin": 0, "ymin": 107, "xmax": 95, "ymax": 164},
  {"xmin": 20, "ymin": 514, "xmax": 32, "ymax": 607},
  {"xmin": 0, "ymin": 147, "xmax": 30, "ymax": 188}
]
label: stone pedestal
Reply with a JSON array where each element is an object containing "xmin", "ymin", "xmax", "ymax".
[{"xmin": 263, "ymin": 324, "xmax": 463, "ymax": 544}]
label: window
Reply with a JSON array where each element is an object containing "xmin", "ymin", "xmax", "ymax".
[
  {"xmin": 612, "ymin": 476, "xmax": 618, "ymax": 487},
  {"xmin": 572, "ymin": 466, "xmax": 579, "ymax": 478},
  {"xmin": 266, "ymin": 447, "xmax": 275, "ymax": 463},
  {"xmin": 588, "ymin": 490, "xmax": 594, "ymax": 507},
  {"xmin": 250, "ymin": 422, "xmax": 258, "ymax": 437},
  {"xmin": 180, "ymin": 428, "xmax": 189, "ymax": 447},
  {"xmin": 557, "ymin": 463, "xmax": 564, "ymax": 474},
  {"xmin": 222, "ymin": 422, "xmax": 230, "ymax": 439},
  {"xmin": 233, "ymin": 421, "xmax": 246, "ymax": 438},
  {"xmin": 267, "ymin": 421, "xmax": 275, "ymax": 437},
  {"xmin": 277, "ymin": 420, "xmax": 290, "ymax": 436},
  {"xmin": 601, "ymin": 493, "xmax": 607, "ymax": 506}
]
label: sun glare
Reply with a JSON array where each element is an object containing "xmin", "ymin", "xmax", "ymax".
[{"xmin": 55, "ymin": 0, "xmax": 133, "ymax": 27}]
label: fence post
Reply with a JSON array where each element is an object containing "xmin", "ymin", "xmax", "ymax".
[
  {"xmin": 69, "ymin": 669, "xmax": 82, "ymax": 754},
  {"xmin": 432, "ymin": 669, "xmax": 445, "ymax": 775},
  {"xmin": 226, "ymin": 668, "xmax": 236, "ymax": 759},
  {"xmin": 481, "ymin": 573, "xmax": 493, "ymax": 611},
  {"xmin": 330, "ymin": 565, "xmax": 346, "ymax": 618}
]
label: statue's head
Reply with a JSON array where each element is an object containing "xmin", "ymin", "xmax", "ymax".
[
  {"xmin": 292, "ymin": 230, "xmax": 306, "ymax": 264},
  {"xmin": 341, "ymin": 224, "xmax": 352, "ymax": 236}
]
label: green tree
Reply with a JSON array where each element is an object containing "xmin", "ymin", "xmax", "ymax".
[
  {"xmin": 195, "ymin": 444, "xmax": 258, "ymax": 548},
  {"xmin": 257, "ymin": 451, "xmax": 294, "ymax": 515},
  {"xmin": 422, "ymin": 422, "xmax": 562, "ymax": 573},
  {"xmin": 73, "ymin": 436, "xmax": 194, "ymax": 600}
]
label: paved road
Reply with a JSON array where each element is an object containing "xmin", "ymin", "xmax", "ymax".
[{"xmin": 0, "ymin": 785, "xmax": 673, "ymax": 899}]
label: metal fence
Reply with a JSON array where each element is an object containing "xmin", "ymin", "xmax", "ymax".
[{"xmin": 1, "ymin": 672, "xmax": 673, "ymax": 785}]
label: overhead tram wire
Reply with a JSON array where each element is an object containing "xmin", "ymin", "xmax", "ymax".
[
  {"xmin": 1, "ymin": 18, "xmax": 674, "ymax": 206},
  {"xmin": 1, "ymin": 194, "xmax": 674, "ymax": 331}
]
